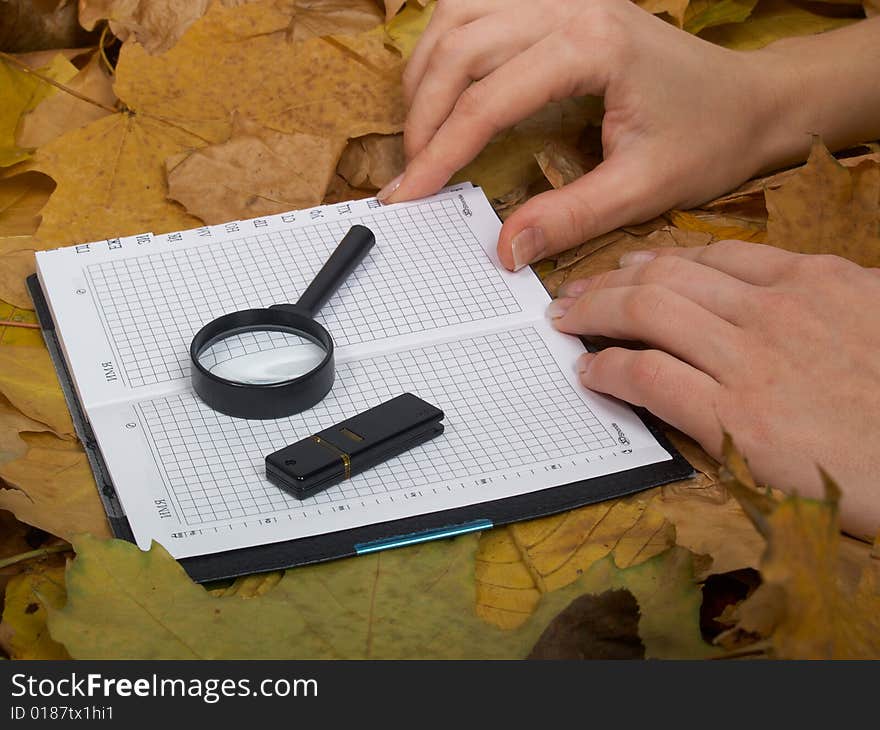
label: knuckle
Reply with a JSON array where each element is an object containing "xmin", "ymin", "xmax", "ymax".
[
  {"xmin": 435, "ymin": 27, "xmax": 466, "ymax": 59},
  {"xmin": 433, "ymin": 0, "xmax": 463, "ymax": 20},
  {"xmin": 624, "ymin": 285, "xmax": 668, "ymax": 325},
  {"xmin": 628, "ymin": 351, "xmax": 667, "ymax": 395},
  {"xmin": 575, "ymin": 2, "xmax": 625, "ymax": 51},
  {"xmin": 638, "ymin": 255, "xmax": 682, "ymax": 284},
  {"xmin": 455, "ymin": 83, "xmax": 486, "ymax": 118},
  {"xmin": 588, "ymin": 347, "xmax": 623, "ymax": 383}
]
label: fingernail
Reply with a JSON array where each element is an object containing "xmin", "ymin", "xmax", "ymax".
[
  {"xmin": 511, "ymin": 227, "xmax": 546, "ymax": 271},
  {"xmin": 619, "ymin": 250, "xmax": 656, "ymax": 267},
  {"xmin": 377, "ymin": 173, "xmax": 404, "ymax": 203},
  {"xmin": 576, "ymin": 352, "xmax": 595, "ymax": 377},
  {"xmin": 546, "ymin": 297, "xmax": 575, "ymax": 320},
  {"xmin": 557, "ymin": 278, "xmax": 591, "ymax": 298}
]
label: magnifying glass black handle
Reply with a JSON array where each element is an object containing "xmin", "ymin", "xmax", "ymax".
[{"xmin": 291, "ymin": 225, "xmax": 375, "ymax": 317}]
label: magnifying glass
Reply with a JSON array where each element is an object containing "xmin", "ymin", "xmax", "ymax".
[{"xmin": 189, "ymin": 224, "xmax": 375, "ymax": 419}]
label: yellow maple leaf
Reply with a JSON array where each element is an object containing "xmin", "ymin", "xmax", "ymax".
[
  {"xmin": 166, "ymin": 115, "xmax": 346, "ymax": 223},
  {"xmin": 16, "ymin": 52, "xmax": 117, "ymax": 150},
  {"xmin": 0, "ymin": 560, "xmax": 70, "ymax": 660},
  {"xmin": 115, "ymin": 2, "xmax": 404, "ymax": 145},
  {"xmin": 475, "ymin": 492, "xmax": 675, "ymax": 629},
  {"xmin": 0, "ymin": 53, "xmax": 78, "ymax": 167},
  {"xmin": 700, "ymin": 0, "xmax": 858, "ymax": 50},
  {"xmin": 0, "ymin": 432, "xmax": 111, "ymax": 541}
]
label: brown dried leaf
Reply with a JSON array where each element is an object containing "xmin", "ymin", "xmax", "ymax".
[
  {"xmin": 535, "ymin": 140, "xmax": 588, "ymax": 190},
  {"xmin": 724, "ymin": 475, "xmax": 880, "ymax": 658},
  {"xmin": 666, "ymin": 209, "xmax": 766, "ymax": 242},
  {"xmin": 28, "ymin": 113, "xmax": 204, "ymax": 247},
  {"xmin": 0, "ymin": 0, "xmax": 96, "ymax": 53},
  {"xmin": 337, "ymin": 133, "xmax": 405, "ymax": 190},
  {"xmin": 540, "ymin": 226, "xmax": 702, "ymax": 297},
  {"xmin": 15, "ymin": 52, "xmax": 116, "ymax": 149},
  {"xmin": 166, "ymin": 116, "xmax": 346, "ymax": 224},
  {"xmin": 0, "ymin": 432, "xmax": 110, "ymax": 541},
  {"xmin": 78, "ymin": 0, "xmax": 212, "ymax": 54},
  {"xmin": 765, "ymin": 137, "xmax": 880, "ymax": 266},
  {"xmin": 527, "ymin": 589, "xmax": 645, "ymax": 660},
  {"xmin": 115, "ymin": 3, "xmax": 404, "ymax": 144}
]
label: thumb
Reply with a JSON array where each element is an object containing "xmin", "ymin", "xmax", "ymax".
[{"xmin": 497, "ymin": 151, "xmax": 674, "ymax": 271}]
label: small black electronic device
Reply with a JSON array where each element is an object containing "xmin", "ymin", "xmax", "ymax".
[
  {"xmin": 265, "ymin": 393, "xmax": 444, "ymax": 500},
  {"xmin": 189, "ymin": 225, "xmax": 375, "ymax": 420}
]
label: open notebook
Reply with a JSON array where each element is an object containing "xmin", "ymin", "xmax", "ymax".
[{"xmin": 30, "ymin": 183, "xmax": 691, "ymax": 580}]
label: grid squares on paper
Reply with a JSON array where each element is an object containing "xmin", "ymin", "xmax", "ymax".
[
  {"xmin": 86, "ymin": 199, "xmax": 520, "ymax": 388},
  {"xmin": 136, "ymin": 327, "xmax": 617, "ymax": 526}
]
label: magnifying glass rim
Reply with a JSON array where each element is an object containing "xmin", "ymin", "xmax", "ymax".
[{"xmin": 189, "ymin": 308, "xmax": 334, "ymax": 390}]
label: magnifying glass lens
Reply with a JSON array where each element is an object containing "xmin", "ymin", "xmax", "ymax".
[{"xmin": 196, "ymin": 327, "xmax": 328, "ymax": 385}]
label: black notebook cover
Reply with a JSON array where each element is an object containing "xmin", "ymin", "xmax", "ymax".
[{"xmin": 27, "ymin": 274, "xmax": 694, "ymax": 583}]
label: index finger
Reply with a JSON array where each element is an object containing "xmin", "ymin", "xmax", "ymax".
[
  {"xmin": 403, "ymin": 0, "xmax": 503, "ymax": 105},
  {"xmin": 386, "ymin": 31, "xmax": 609, "ymax": 204}
]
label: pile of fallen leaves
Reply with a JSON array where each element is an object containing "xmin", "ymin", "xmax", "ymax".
[{"xmin": 0, "ymin": 0, "xmax": 878, "ymax": 660}]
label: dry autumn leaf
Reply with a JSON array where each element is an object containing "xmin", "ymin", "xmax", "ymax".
[
  {"xmin": 0, "ymin": 169, "xmax": 55, "ymax": 306},
  {"xmin": 81, "ymin": 0, "xmax": 385, "ymax": 53},
  {"xmin": 114, "ymin": 2, "xmax": 403, "ymax": 144},
  {"xmin": 337, "ymin": 133, "xmax": 404, "ymax": 190},
  {"xmin": 765, "ymin": 136, "xmax": 880, "ymax": 266},
  {"xmin": 15, "ymin": 51, "xmax": 117, "ymax": 149},
  {"xmin": 534, "ymin": 140, "xmax": 589, "ymax": 190},
  {"xmin": 700, "ymin": 0, "xmax": 859, "ymax": 50},
  {"xmin": 719, "ymin": 441, "xmax": 880, "ymax": 659},
  {"xmin": 683, "ymin": 0, "xmax": 758, "ymax": 34},
  {"xmin": 0, "ymin": 558, "xmax": 70, "ymax": 660},
  {"xmin": 527, "ymin": 589, "xmax": 645, "ymax": 659},
  {"xmin": 166, "ymin": 115, "xmax": 346, "ymax": 223},
  {"xmin": 475, "ymin": 492, "xmax": 675, "ymax": 630},
  {"xmin": 0, "ymin": 52, "xmax": 78, "ymax": 167},
  {"xmin": 384, "ymin": 0, "xmax": 434, "ymax": 59},
  {"xmin": 28, "ymin": 113, "xmax": 204, "ymax": 247},
  {"xmin": 0, "ymin": 169, "xmax": 55, "ymax": 241},
  {"xmin": 452, "ymin": 97, "xmax": 603, "ymax": 201},
  {"xmin": 0, "ymin": 342, "xmax": 74, "ymax": 435},
  {"xmin": 0, "ymin": 0, "xmax": 95, "ymax": 53},
  {"xmin": 45, "ymin": 533, "xmax": 702, "ymax": 659},
  {"xmin": 0, "ymin": 392, "xmax": 51, "ymax": 467},
  {"xmin": 636, "ymin": 0, "xmax": 691, "ymax": 26},
  {"xmin": 0, "ymin": 432, "xmax": 111, "ymax": 541},
  {"xmin": 78, "ymin": 0, "xmax": 212, "ymax": 54},
  {"xmin": 28, "ymin": 1, "xmax": 405, "ymax": 246}
]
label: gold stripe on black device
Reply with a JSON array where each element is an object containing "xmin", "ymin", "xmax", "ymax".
[{"xmin": 265, "ymin": 393, "xmax": 444, "ymax": 500}]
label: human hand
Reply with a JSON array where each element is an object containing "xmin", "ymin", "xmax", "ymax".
[
  {"xmin": 548, "ymin": 242, "xmax": 880, "ymax": 538},
  {"xmin": 383, "ymin": 0, "xmax": 785, "ymax": 270}
]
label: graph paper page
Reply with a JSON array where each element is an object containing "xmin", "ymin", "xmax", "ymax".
[
  {"xmin": 35, "ymin": 185, "xmax": 672, "ymax": 558},
  {"xmin": 88, "ymin": 323, "xmax": 670, "ymax": 558},
  {"xmin": 36, "ymin": 185, "xmax": 549, "ymax": 408}
]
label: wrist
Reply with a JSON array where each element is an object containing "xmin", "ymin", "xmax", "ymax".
[{"xmin": 740, "ymin": 42, "xmax": 816, "ymax": 174}]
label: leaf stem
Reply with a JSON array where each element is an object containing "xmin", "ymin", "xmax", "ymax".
[
  {"xmin": 0, "ymin": 320, "xmax": 40, "ymax": 329},
  {"xmin": 0, "ymin": 544, "xmax": 72, "ymax": 570},
  {"xmin": 0, "ymin": 51, "xmax": 118, "ymax": 115},
  {"xmin": 98, "ymin": 24, "xmax": 115, "ymax": 75}
]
